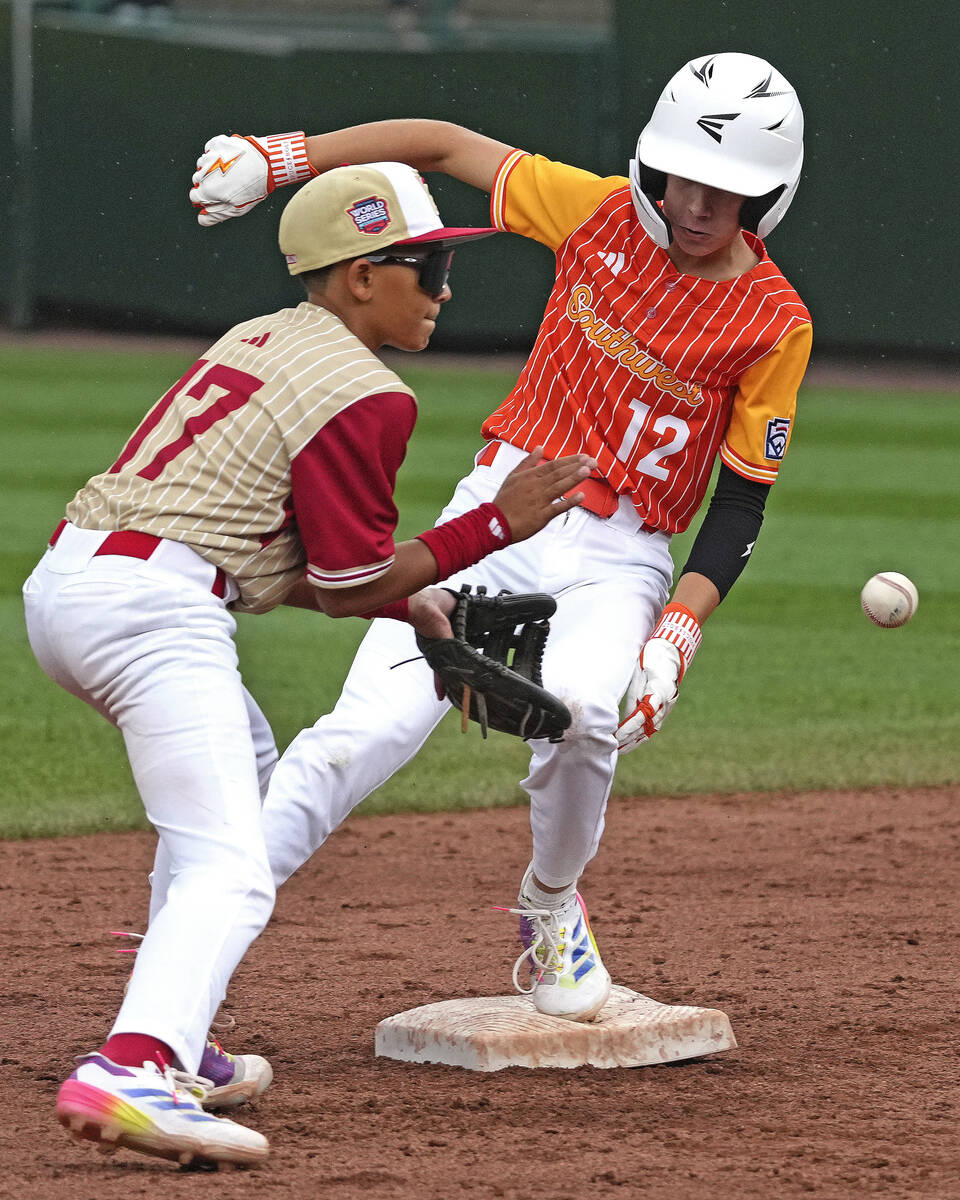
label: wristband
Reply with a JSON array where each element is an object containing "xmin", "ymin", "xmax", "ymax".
[
  {"xmin": 360, "ymin": 598, "xmax": 411, "ymax": 622},
  {"xmin": 416, "ymin": 503, "xmax": 512, "ymax": 582},
  {"xmin": 645, "ymin": 602, "xmax": 702, "ymax": 680},
  {"xmin": 252, "ymin": 132, "xmax": 317, "ymax": 191}
]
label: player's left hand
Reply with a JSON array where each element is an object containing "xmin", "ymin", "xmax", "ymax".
[
  {"xmin": 408, "ymin": 587, "xmax": 458, "ymax": 641},
  {"xmin": 616, "ymin": 603, "xmax": 702, "ymax": 753},
  {"xmin": 190, "ymin": 131, "xmax": 318, "ymax": 226},
  {"xmin": 415, "ymin": 586, "xmax": 572, "ymax": 742}
]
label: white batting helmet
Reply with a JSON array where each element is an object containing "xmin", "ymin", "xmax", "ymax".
[{"xmin": 629, "ymin": 53, "xmax": 804, "ymax": 247}]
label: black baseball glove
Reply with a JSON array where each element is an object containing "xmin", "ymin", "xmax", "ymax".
[{"xmin": 415, "ymin": 586, "xmax": 571, "ymax": 742}]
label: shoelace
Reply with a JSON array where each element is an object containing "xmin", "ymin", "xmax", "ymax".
[
  {"xmin": 109, "ymin": 929, "xmax": 144, "ymax": 955},
  {"xmin": 499, "ymin": 904, "xmax": 567, "ymax": 994},
  {"xmin": 203, "ymin": 1034, "xmax": 234, "ymax": 1065},
  {"xmin": 78, "ymin": 1053, "xmax": 216, "ymax": 1107},
  {"xmin": 161, "ymin": 1061, "xmax": 216, "ymax": 1106}
]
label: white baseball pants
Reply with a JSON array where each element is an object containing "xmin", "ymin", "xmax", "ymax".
[
  {"xmin": 23, "ymin": 524, "xmax": 278, "ymax": 1074},
  {"xmin": 262, "ymin": 443, "xmax": 673, "ymax": 891}
]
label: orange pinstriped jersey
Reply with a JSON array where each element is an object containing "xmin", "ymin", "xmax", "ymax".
[{"xmin": 485, "ymin": 151, "xmax": 812, "ymax": 534}]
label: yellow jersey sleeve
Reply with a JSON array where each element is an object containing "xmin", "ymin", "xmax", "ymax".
[
  {"xmin": 719, "ymin": 322, "xmax": 813, "ymax": 484},
  {"xmin": 490, "ymin": 150, "xmax": 628, "ymax": 252}
]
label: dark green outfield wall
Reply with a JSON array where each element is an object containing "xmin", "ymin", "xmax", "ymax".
[
  {"xmin": 2, "ymin": 3, "xmax": 958, "ymax": 356},
  {"xmin": 0, "ymin": 16, "xmax": 617, "ymax": 347}
]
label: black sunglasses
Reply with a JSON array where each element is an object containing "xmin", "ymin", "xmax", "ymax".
[{"xmin": 364, "ymin": 248, "xmax": 455, "ymax": 297}]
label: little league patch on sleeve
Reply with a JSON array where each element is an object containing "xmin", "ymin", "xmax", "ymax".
[
  {"xmin": 764, "ymin": 417, "xmax": 791, "ymax": 461},
  {"xmin": 347, "ymin": 195, "xmax": 392, "ymax": 235}
]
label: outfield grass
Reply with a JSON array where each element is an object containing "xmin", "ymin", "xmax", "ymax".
[{"xmin": 2, "ymin": 345, "xmax": 957, "ymax": 839}]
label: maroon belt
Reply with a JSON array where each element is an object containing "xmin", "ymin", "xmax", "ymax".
[
  {"xmin": 49, "ymin": 519, "xmax": 227, "ymax": 599},
  {"xmin": 477, "ymin": 443, "xmax": 657, "ymax": 530}
]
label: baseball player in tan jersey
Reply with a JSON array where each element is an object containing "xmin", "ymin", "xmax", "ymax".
[
  {"xmin": 191, "ymin": 53, "xmax": 811, "ymax": 1034},
  {"xmin": 23, "ymin": 162, "xmax": 593, "ymax": 1167}
]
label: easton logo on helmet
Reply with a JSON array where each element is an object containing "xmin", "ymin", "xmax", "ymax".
[
  {"xmin": 691, "ymin": 56, "xmax": 717, "ymax": 85},
  {"xmin": 695, "ymin": 112, "xmax": 740, "ymax": 143},
  {"xmin": 347, "ymin": 195, "xmax": 392, "ymax": 235},
  {"xmin": 746, "ymin": 71, "xmax": 792, "ymax": 99}
]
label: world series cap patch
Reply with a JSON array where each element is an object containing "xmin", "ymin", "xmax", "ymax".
[
  {"xmin": 347, "ymin": 195, "xmax": 392, "ymax": 235},
  {"xmin": 764, "ymin": 417, "xmax": 791, "ymax": 460}
]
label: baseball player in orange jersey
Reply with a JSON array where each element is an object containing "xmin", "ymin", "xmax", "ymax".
[
  {"xmin": 23, "ymin": 162, "xmax": 592, "ymax": 1167},
  {"xmin": 191, "ymin": 52, "xmax": 811, "ymax": 1035}
]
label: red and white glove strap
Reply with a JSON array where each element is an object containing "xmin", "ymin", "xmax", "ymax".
[
  {"xmin": 257, "ymin": 132, "xmax": 317, "ymax": 190},
  {"xmin": 645, "ymin": 602, "xmax": 702, "ymax": 681}
]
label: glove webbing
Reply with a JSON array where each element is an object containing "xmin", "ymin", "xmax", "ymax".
[
  {"xmin": 416, "ymin": 586, "xmax": 570, "ymax": 742},
  {"xmin": 454, "ymin": 595, "xmax": 550, "ymax": 738}
]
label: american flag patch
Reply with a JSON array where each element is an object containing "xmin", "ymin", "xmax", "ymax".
[{"xmin": 764, "ymin": 417, "xmax": 791, "ymax": 461}]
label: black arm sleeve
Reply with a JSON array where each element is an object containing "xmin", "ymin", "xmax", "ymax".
[{"xmin": 680, "ymin": 463, "xmax": 770, "ymax": 600}]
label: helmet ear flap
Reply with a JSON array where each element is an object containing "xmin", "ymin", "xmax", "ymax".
[
  {"xmin": 639, "ymin": 162, "xmax": 667, "ymax": 202},
  {"xmin": 629, "ymin": 156, "xmax": 673, "ymax": 248},
  {"xmin": 739, "ymin": 185, "xmax": 786, "ymax": 235}
]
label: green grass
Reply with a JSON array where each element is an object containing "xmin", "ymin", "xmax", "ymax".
[{"xmin": 2, "ymin": 347, "xmax": 958, "ymax": 838}]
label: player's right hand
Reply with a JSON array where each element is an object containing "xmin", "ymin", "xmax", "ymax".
[
  {"xmin": 616, "ymin": 603, "xmax": 702, "ymax": 754},
  {"xmin": 616, "ymin": 640, "xmax": 683, "ymax": 753},
  {"xmin": 190, "ymin": 134, "xmax": 272, "ymax": 226},
  {"xmin": 492, "ymin": 448, "xmax": 593, "ymax": 542}
]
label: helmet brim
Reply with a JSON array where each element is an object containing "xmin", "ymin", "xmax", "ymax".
[{"xmin": 638, "ymin": 127, "xmax": 797, "ymax": 198}]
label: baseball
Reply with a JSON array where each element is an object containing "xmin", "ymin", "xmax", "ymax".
[{"xmin": 860, "ymin": 572, "xmax": 919, "ymax": 628}]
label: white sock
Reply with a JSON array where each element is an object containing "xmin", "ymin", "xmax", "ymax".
[{"xmin": 519, "ymin": 863, "xmax": 577, "ymax": 911}]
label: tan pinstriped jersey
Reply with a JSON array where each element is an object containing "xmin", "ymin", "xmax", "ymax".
[
  {"xmin": 67, "ymin": 303, "xmax": 417, "ymax": 613},
  {"xmin": 486, "ymin": 151, "xmax": 812, "ymax": 534}
]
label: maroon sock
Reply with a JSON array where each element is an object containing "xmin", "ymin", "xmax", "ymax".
[{"xmin": 99, "ymin": 1032, "xmax": 175, "ymax": 1071}]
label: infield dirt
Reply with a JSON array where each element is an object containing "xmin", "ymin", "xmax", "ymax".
[{"xmin": 1, "ymin": 784, "xmax": 956, "ymax": 1199}]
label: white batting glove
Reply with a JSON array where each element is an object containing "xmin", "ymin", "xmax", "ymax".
[
  {"xmin": 189, "ymin": 132, "xmax": 317, "ymax": 226},
  {"xmin": 616, "ymin": 603, "xmax": 702, "ymax": 754}
]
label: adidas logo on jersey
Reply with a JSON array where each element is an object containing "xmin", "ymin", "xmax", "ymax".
[
  {"xmin": 597, "ymin": 251, "xmax": 626, "ymax": 277},
  {"xmin": 240, "ymin": 333, "xmax": 271, "ymax": 348}
]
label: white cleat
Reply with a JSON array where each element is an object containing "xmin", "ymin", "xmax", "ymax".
[
  {"xmin": 512, "ymin": 889, "xmax": 611, "ymax": 1022},
  {"xmin": 198, "ymin": 1039, "xmax": 273, "ymax": 1111},
  {"xmin": 56, "ymin": 1053, "xmax": 268, "ymax": 1167}
]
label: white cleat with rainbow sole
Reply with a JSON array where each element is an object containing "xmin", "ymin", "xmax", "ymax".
[{"xmin": 56, "ymin": 1053, "xmax": 268, "ymax": 1167}]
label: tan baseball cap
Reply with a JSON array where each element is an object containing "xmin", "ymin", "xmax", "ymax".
[{"xmin": 278, "ymin": 161, "xmax": 497, "ymax": 276}]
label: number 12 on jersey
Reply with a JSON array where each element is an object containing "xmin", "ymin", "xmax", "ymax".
[{"xmin": 614, "ymin": 397, "xmax": 690, "ymax": 481}]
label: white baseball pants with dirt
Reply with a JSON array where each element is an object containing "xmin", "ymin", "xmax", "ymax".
[
  {"xmin": 22, "ymin": 524, "xmax": 278, "ymax": 1075},
  {"xmin": 262, "ymin": 442, "xmax": 674, "ymax": 891}
]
